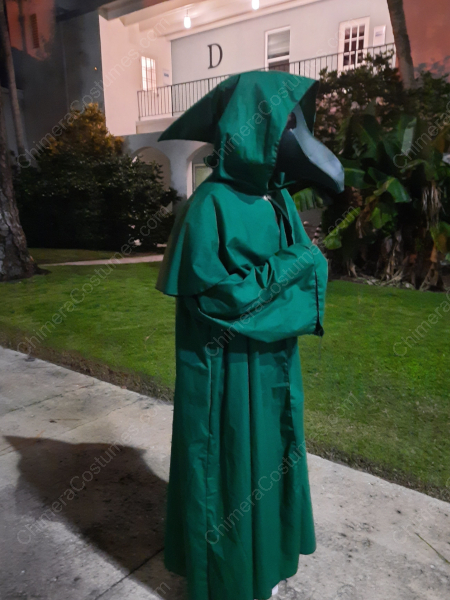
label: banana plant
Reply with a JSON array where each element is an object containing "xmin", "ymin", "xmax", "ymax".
[
  {"xmin": 321, "ymin": 111, "xmax": 450, "ymax": 288},
  {"xmin": 324, "ymin": 113, "xmax": 410, "ymax": 246}
]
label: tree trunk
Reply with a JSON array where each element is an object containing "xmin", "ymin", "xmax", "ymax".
[
  {"xmin": 0, "ymin": 72, "xmax": 38, "ymax": 281},
  {"xmin": 387, "ymin": 0, "xmax": 417, "ymax": 90},
  {"xmin": 0, "ymin": 0, "xmax": 26, "ymax": 156}
]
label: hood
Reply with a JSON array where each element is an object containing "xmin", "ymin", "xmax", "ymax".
[{"xmin": 159, "ymin": 70, "xmax": 344, "ymax": 196}]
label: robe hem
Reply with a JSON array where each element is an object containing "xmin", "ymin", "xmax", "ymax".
[{"xmin": 163, "ymin": 548, "xmax": 317, "ymax": 598}]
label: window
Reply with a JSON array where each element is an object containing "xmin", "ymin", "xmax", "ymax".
[
  {"xmin": 30, "ymin": 13, "xmax": 39, "ymax": 49},
  {"xmin": 266, "ymin": 28, "xmax": 290, "ymax": 72},
  {"xmin": 373, "ymin": 25, "xmax": 386, "ymax": 47},
  {"xmin": 338, "ymin": 17, "xmax": 370, "ymax": 71},
  {"xmin": 141, "ymin": 56, "xmax": 156, "ymax": 92},
  {"xmin": 193, "ymin": 163, "xmax": 212, "ymax": 191}
]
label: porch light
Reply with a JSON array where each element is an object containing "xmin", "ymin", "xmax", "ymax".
[
  {"xmin": 252, "ymin": 0, "xmax": 260, "ymax": 9},
  {"xmin": 184, "ymin": 12, "xmax": 191, "ymax": 28}
]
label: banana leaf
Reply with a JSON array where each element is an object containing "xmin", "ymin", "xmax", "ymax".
[
  {"xmin": 292, "ymin": 186, "xmax": 334, "ymax": 211},
  {"xmin": 431, "ymin": 221, "xmax": 450, "ymax": 253},
  {"xmin": 344, "ymin": 167, "xmax": 370, "ymax": 189},
  {"xmin": 370, "ymin": 202, "xmax": 397, "ymax": 228},
  {"xmin": 323, "ymin": 206, "xmax": 361, "ymax": 249},
  {"xmin": 373, "ymin": 176, "xmax": 410, "ymax": 203}
]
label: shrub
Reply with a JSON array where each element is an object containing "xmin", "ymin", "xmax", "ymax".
[{"xmin": 14, "ymin": 104, "xmax": 179, "ymax": 251}]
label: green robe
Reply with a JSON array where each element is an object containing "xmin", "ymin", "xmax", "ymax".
[{"xmin": 156, "ymin": 71, "xmax": 344, "ymax": 600}]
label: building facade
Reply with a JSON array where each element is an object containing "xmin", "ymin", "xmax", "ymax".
[{"xmin": 4, "ymin": 0, "xmax": 398, "ymax": 201}]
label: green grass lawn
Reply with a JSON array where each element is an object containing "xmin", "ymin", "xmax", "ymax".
[
  {"xmin": 1, "ymin": 262, "xmax": 449, "ymax": 499},
  {"xmin": 29, "ymin": 248, "xmax": 160, "ymax": 265}
]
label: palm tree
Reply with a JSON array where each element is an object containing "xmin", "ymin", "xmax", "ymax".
[
  {"xmin": 387, "ymin": 0, "xmax": 417, "ymax": 89},
  {"xmin": 0, "ymin": 0, "xmax": 39, "ymax": 281},
  {"xmin": 0, "ymin": 0, "xmax": 26, "ymax": 155},
  {"xmin": 0, "ymin": 71, "xmax": 38, "ymax": 281}
]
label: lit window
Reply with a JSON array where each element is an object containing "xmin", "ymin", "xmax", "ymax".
[
  {"xmin": 30, "ymin": 14, "xmax": 39, "ymax": 49},
  {"xmin": 266, "ymin": 28, "xmax": 290, "ymax": 72},
  {"xmin": 141, "ymin": 57, "xmax": 157, "ymax": 91},
  {"xmin": 338, "ymin": 18, "xmax": 369, "ymax": 70}
]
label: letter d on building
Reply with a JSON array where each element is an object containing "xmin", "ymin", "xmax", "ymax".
[{"xmin": 208, "ymin": 44, "xmax": 223, "ymax": 69}]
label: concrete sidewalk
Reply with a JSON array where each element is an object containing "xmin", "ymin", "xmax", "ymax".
[
  {"xmin": 44, "ymin": 254, "xmax": 164, "ymax": 267},
  {"xmin": 0, "ymin": 347, "xmax": 449, "ymax": 600}
]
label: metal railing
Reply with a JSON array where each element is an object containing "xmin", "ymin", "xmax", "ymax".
[{"xmin": 137, "ymin": 43, "xmax": 396, "ymax": 119}]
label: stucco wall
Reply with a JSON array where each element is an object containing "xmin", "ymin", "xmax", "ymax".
[
  {"xmin": 6, "ymin": 0, "xmax": 55, "ymax": 61},
  {"xmin": 7, "ymin": 9, "xmax": 104, "ymax": 163},
  {"xmin": 62, "ymin": 12, "xmax": 104, "ymax": 110},
  {"xmin": 135, "ymin": 146, "xmax": 172, "ymax": 189},
  {"xmin": 124, "ymin": 133, "xmax": 211, "ymax": 199},
  {"xmin": 99, "ymin": 16, "xmax": 172, "ymax": 136},
  {"xmin": 171, "ymin": 0, "xmax": 394, "ymax": 84}
]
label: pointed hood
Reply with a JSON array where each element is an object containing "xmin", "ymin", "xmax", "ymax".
[{"xmin": 159, "ymin": 70, "xmax": 344, "ymax": 196}]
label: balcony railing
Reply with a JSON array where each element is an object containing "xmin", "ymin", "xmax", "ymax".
[{"xmin": 137, "ymin": 43, "xmax": 396, "ymax": 120}]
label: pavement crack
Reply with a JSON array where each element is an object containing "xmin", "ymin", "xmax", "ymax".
[
  {"xmin": 0, "ymin": 395, "xmax": 155, "ymax": 458},
  {"xmin": 2, "ymin": 383, "xmax": 98, "ymax": 415},
  {"xmin": 91, "ymin": 547, "xmax": 164, "ymax": 600},
  {"xmin": 4, "ymin": 392, "xmax": 70, "ymax": 414},
  {"xmin": 415, "ymin": 532, "xmax": 450, "ymax": 565}
]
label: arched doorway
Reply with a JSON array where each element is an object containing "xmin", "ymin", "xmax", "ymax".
[
  {"xmin": 187, "ymin": 144, "xmax": 214, "ymax": 197},
  {"xmin": 133, "ymin": 146, "xmax": 172, "ymax": 190}
]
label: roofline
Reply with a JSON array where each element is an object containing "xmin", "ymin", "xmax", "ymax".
[{"xmin": 99, "ymin": 0, "xmax": 172, "ymax": 20}]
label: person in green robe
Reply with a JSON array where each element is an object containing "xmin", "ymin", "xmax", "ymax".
[{"xmin": 155, "ymin": 70, "xmax": 344, "ymax": 600}]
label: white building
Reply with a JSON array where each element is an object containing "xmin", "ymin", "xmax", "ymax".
[
  {"xmin": 5, "ymin": 0, "xmax": 395, "ymax": 201},
  {"xmin": 98, "ymin": 0, "xmax": 394, "ymax": 200}
]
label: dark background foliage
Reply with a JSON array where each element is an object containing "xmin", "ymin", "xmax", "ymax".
[
  {"xmin": 14, "ymin": 105, "xmax": 177, "ymax": 252},
  {"xmin": 315, "ymin": 52, "xmax": 450, "ymax": 154},
  {"xmin": 304, "ymin": 53, "xmax": 450, "ymax": 289}
]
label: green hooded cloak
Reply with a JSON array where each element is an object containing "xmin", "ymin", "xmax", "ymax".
[{"xmin": 155, "ymin": 71, "xmax": 344, "ymax": 600}]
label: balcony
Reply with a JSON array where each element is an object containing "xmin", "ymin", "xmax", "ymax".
[{"xmin": 137, "ymin": 43, "xmax": 396, "ymax": 120}]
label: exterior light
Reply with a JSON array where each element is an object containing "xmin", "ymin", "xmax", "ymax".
[
  {"xmin": 252, "ymin": 0, "xmax": 260, "ymax": 9},
  {"xmin": 184, "ymin": 13, "xmax": 191, "ymax": 28}
]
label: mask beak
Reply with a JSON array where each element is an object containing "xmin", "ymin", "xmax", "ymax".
[{"xmin": 275, "ymin": 103, "xmax": 345, "ymax": 196}]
